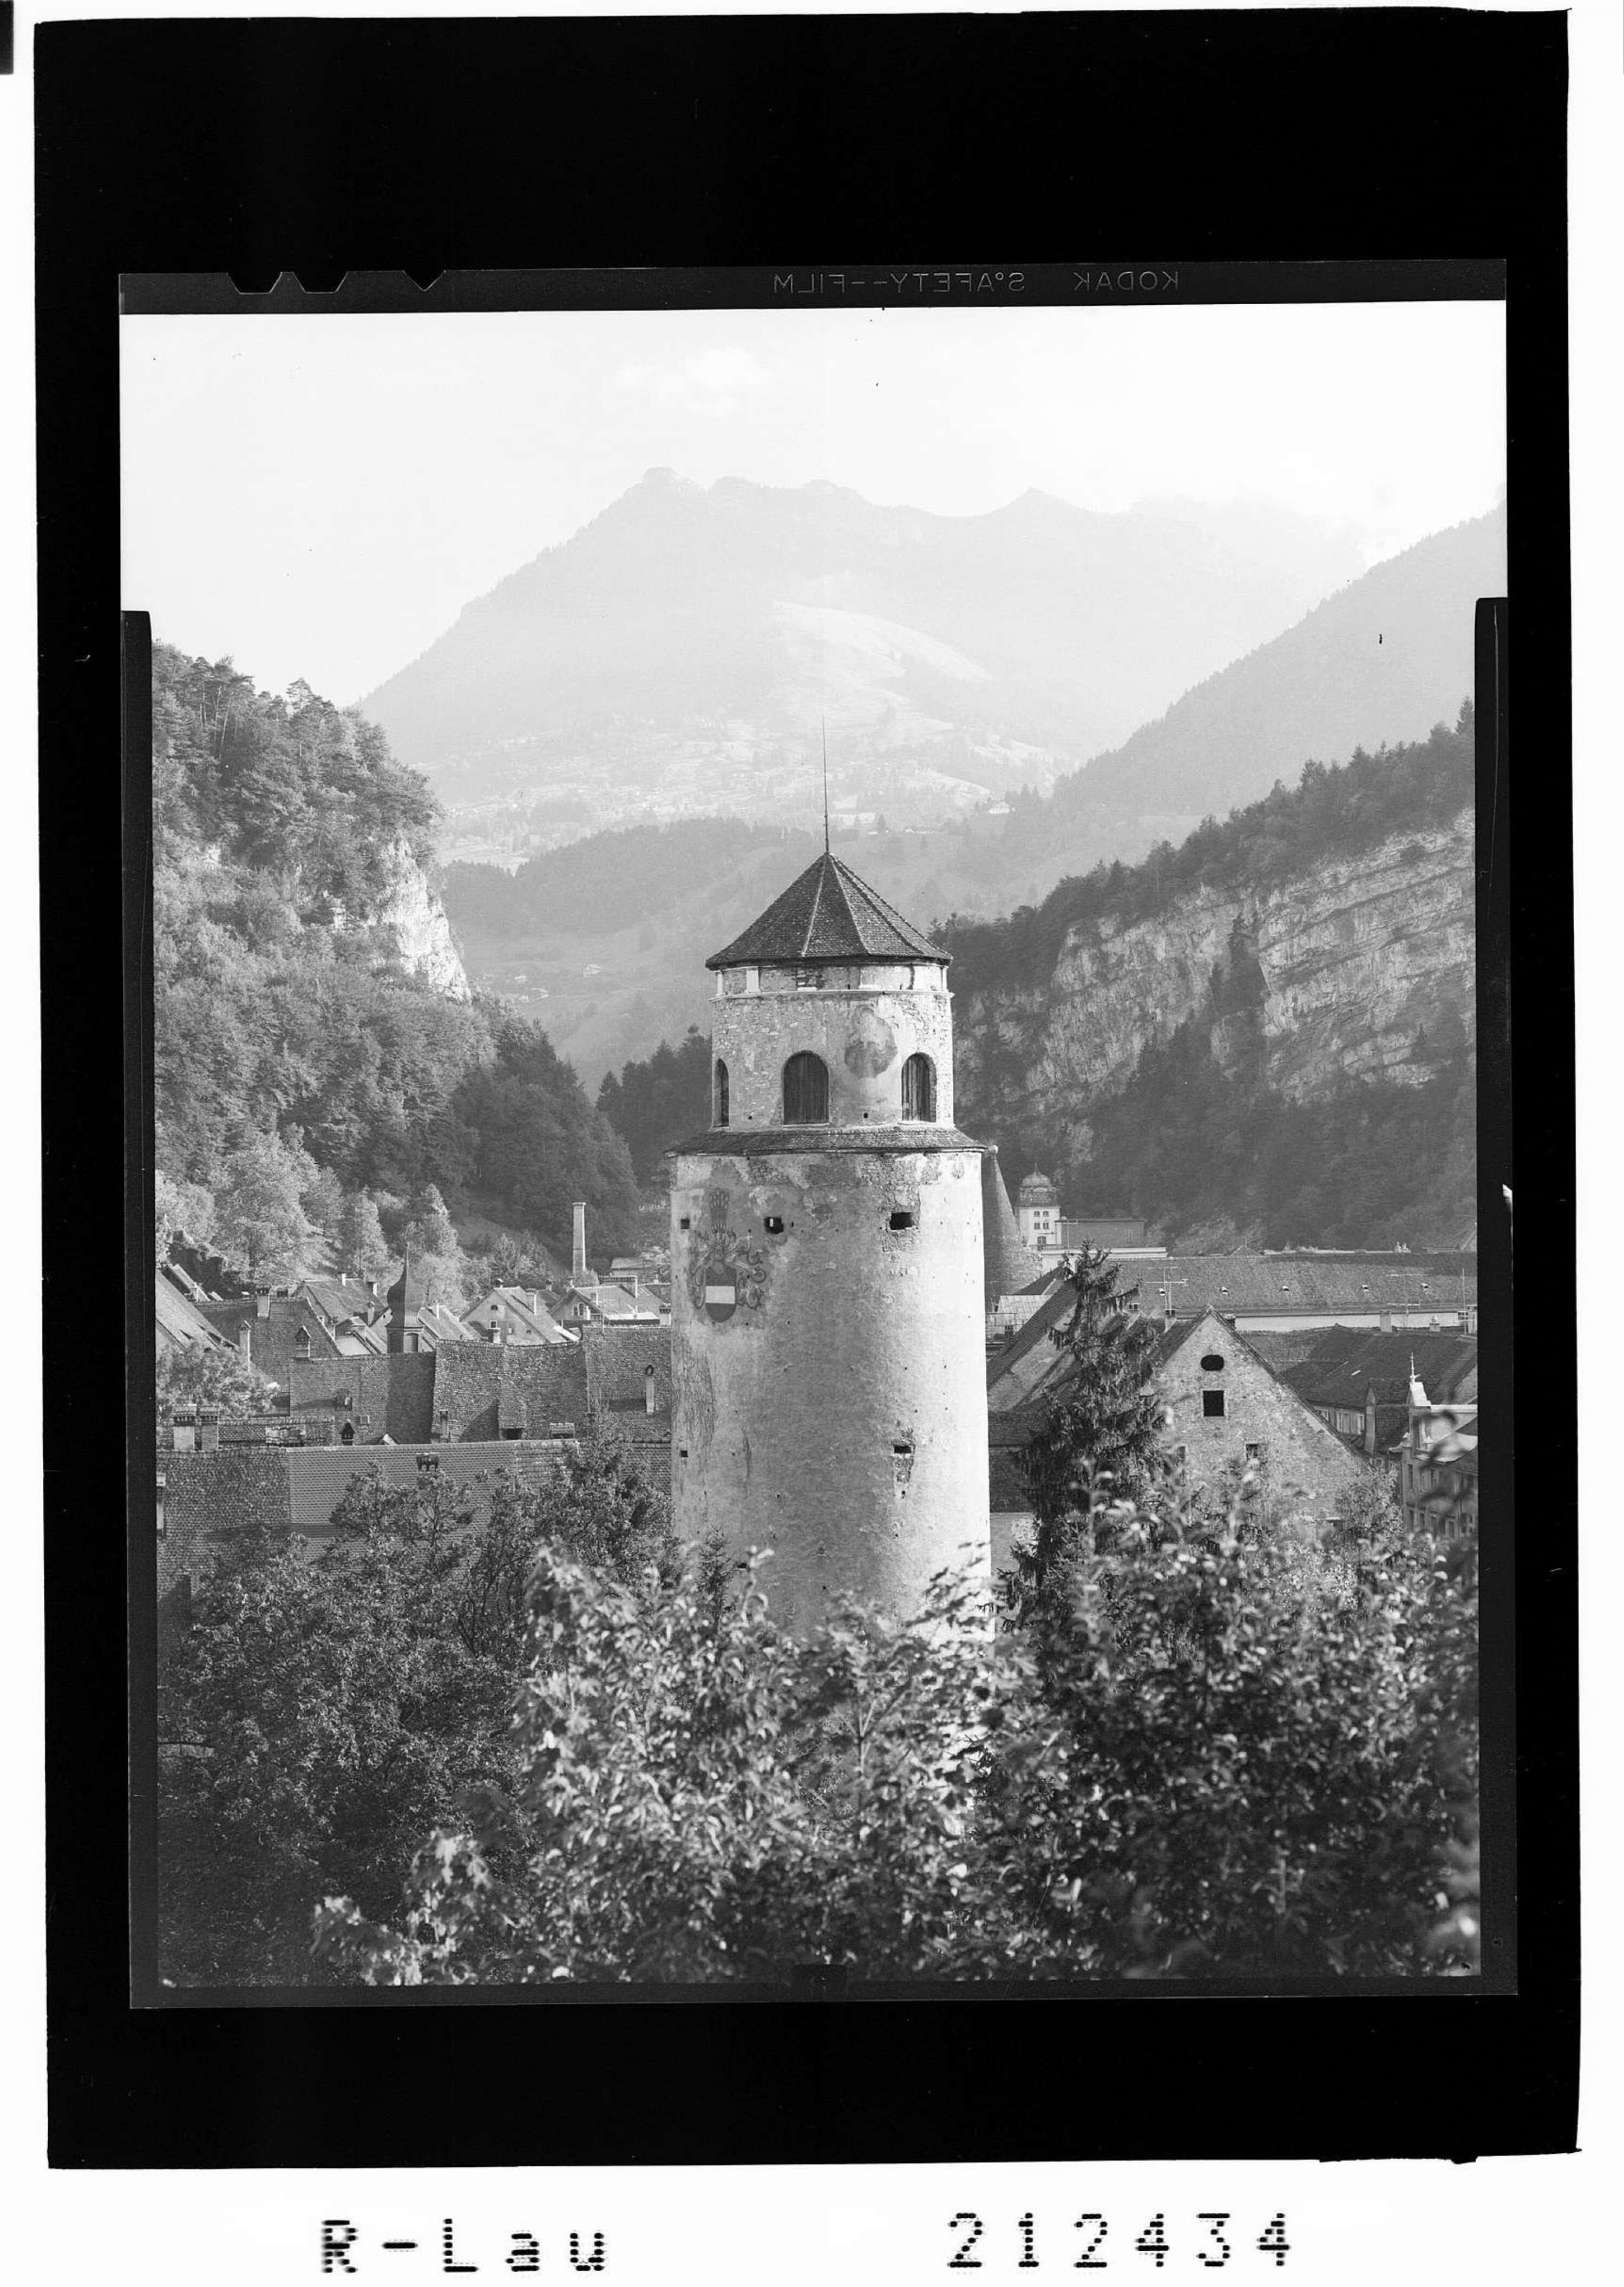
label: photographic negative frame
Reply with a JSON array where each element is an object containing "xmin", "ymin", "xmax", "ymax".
[{"xmin": 37, "ymin": 0, "xmax": 1573, "ymax": 2195}]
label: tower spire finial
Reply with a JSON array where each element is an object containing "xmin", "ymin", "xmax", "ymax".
[{"xmin": 821, "ymin": 715, "xmax": 830, "ymax": 854}]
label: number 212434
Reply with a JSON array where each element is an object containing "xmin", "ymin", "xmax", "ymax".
[{"xmin": 946, "ymin": 2212, "xmax": 1291, "ymax": 2269}]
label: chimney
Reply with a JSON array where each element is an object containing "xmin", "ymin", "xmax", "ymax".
[
  {"xmin": 572, "ymin": 1201, "xmax": 588, "ymax": 1283},
  {"xmin": 171, "ymin": 1410, "xmax": 196, "ymax": 1453},
  {"xmin": 198, "ymin": 1408, "xmax": 220, "ymax": 1455},
  {"xmin": 644, "ymin": 1364, "xmax": 657, "ymax": 1417},
  {"xmin": 155, "ymin": 1472, "xmax": 167, "ymax": 1539},
  {"xmin": 238, "ymin": 1320, "xmax": 252, "ymax": 1359},
  {"xmin": 256, "ymin": 1292, "xmax": 272, "ymax": 1320}
]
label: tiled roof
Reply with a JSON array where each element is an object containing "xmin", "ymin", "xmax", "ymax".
[
  {"xmin": 706, "ymin": 850, "xmax": 946, "ymax": 969},
  {"xmin": 158, "ymin": 1448, "xmax": 293, "ymax": 1601},
  {"xmin": 304, "ymin": 1279, "xmax": 384, "ymax": 1325},
  {"xmin": 986, "ymin": 1279, "xmax": 1171, "ymax": 1414},
  {"xmin": 433, "ymin": 1343, "xmax": 591, "ymax": 1444},
  {"xmin": 1121, "ymin": 1253, "xmax": 1477, "ymax": 1316},
  {"xmin": 156, "ymin": 1276, "xmax": 233, "ymax": 1353},
  {"xmin": 461, "ymin": 1287, "xmax": 563, "ymax": 1344},
  {"xmin": 1278, "ymin": 1328, "xmax": 1478, "ymax": 1410},
  {"xmin": 582, "ymin": 1323, "xmax": 672, "ymax": 1417}
]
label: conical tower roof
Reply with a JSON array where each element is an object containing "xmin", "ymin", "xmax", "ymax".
[
  {"xmin": 706, "ymin": 850, "xmax": 946, "ymax": 971},
  {"xmin": 387, "ymin": 1249, "xmax": 425, "ymax": 1312},
  {"xmin": 981, "ymin": 1151, "xmax": 1046, "ymax": 1310}
]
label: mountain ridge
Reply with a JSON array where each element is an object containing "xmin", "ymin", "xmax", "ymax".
[{"xmin": 358, "ymin": 469, "xmax": 1368, "ymax": 846}]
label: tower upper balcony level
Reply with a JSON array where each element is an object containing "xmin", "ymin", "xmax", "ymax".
[{"xmin": 704, "ymin": 851, "xmax": 956, "ymax": 1131}]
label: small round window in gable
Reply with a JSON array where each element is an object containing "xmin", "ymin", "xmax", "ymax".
[{"xmin": 1201, "ymin": 1353, "xmax": 1226, "ymax": 1372}]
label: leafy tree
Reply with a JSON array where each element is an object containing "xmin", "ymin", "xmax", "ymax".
[
  {"xmin": 482, "ymin": 1229, "xmax": 554, "ymax": 1288},
  {"xmin": 211, "ymin": 1132, "xmax": 319, "ymax": 1283},
  {"xmin": 156, "ymin": 1438, "xmax": 676, "ymax": 1985},
  {"xmin": 332, "ymin": 1188, "xmax": 392, "ymax": 1283},
  {"xmin": 300, "ymin": 1164, "xmax": 347, "ymax": 1251},
  {"xmin": 157, "ymin": 1485, "xmax": 510, "ymax": 1986},
  {"xmin": 312, "ymin": 1485, "xmax": 1479, "ymax": 1987},
  {"xmin": 315, "ymin": 1552, "xmax": 1040, "ymax": 1986},
  {"xmin": 987, "ymin": 1518, "xmax": 1479, "ymax": 1977},
  {"xmin": 155, "ymin": 1341, "xmax": 281, "ymax": 1419},
  {"xmin": 597, "ymin": 1024, "xmax": 712, "ymax": 1185},
  {"xmin": 155, "ymin": 1171, "xmax": 217, "ymax": 1263}
]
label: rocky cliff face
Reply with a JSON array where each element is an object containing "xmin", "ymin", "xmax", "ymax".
[
  {"xmin": 345, "ymin": 839, "xmax": 472, "ymax": 1001},
  {"xmin": 955, "ymin": 809, "xmax": 1473, "ymax": 1163}
]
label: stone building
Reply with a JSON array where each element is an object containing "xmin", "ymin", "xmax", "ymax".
[
  {"xmin": 1016, "ymin": 1171, "xmax": 1062, "ymax": 1256},
  {"xmin": 666, "ymin": 848, "xmax": 991, "ymax": 1635},
  {"xmin": 1152, "ymin": 1309, "xmax": 1372, "ymax": 1521},
  {"xmin": 1397, "ymin": 1372, "xmax": 1478, "ymax": 1540},
  {"xmin": 986, "ymin": 1301, "xmax": 1373, "ymax": 1564}
]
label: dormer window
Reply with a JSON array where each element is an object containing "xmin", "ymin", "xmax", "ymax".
[{"xmin": 293, "ymin": 1327, "xmax": 311, "ymax": 1361}]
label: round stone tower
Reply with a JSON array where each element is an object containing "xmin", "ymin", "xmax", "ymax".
[{"xmin": 666, "ymin": 849, "xmax": 990, "ymax": 1635}]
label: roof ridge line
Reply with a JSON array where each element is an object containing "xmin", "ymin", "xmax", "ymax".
[
  {"xmin": 824, "ymin": 855, "xmax": 862, "ymax": 948},
  {"xmin": 801, "ymin": 858, "xmax": 827, "ymax": 959},
  {"xmin": 839, "ymin": 855, "xmax": 935, "ymax": 945}
]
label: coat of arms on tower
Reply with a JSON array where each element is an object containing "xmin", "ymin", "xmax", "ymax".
[{"xmin": 687, "ymin": 1212, "xmax": 769, "ymax": 1322}]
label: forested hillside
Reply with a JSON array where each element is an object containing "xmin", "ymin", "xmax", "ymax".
[
  {"xmin": 596, "ymin": 1027, "xmax": 712, "ymax": 1184},
  {"xmin": 597, "ymin": 712, "xmax": 1478, "ymax": 1250},
  {"xmin": 150, "ymin": 644, "xmax": 641, "ymax": 1296},
  {"xmin": 947, "ymin": 709, "xmax": 1478, "ymax": 1250},
  {"xmin": 443, "ymin": 817, "xmax": 806, "ymax": 941},
  {"xmin": 940, "ymin": 704, "xmax": 1476, "ymax": 997}
]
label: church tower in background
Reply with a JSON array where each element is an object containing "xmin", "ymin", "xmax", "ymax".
[{"xmin": 666, "ymin": 848, "xmax": 990, "ymax": 1635}]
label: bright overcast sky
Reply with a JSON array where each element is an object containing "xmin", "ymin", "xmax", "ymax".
[{"xmin": 121, "ymin": 300, "xmax": 1505, "ymax": 704}]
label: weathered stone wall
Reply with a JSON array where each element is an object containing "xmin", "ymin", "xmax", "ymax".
[
  {"xmin": 670, "ymin": 1137, "xmax": 989, "ymax": 1634},
  {"xmin": 1161, "ymin": 1315, "xmax": 1372, "ymax": 1522},
  {"xmin": 711, "ymin": 964, "xmax": 955, "ymax": 1129}
]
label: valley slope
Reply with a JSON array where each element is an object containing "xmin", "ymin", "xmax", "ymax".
[{"xmin": 362, "ymin": 470, "xmax": 1364, "ymax": 856}]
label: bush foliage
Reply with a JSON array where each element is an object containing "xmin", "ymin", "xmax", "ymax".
[{"xmin": 307, "ymin": 1499, "xmax": 1477, "ymax": 1986}]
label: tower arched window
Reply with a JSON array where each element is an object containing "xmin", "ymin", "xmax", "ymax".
[
  {"xmin": 714, "ymin": 1058, "xmax": 730, "ymax": 1127},
  {"xmin": 900, "ymin": 1052, "xmax": 937, "ymax": 1122},
  {"xmin": 782, "ymin": 1050, "xmax": 829, "ymax": 1124}
]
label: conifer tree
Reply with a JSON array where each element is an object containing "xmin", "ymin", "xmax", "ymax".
[{"xmin": 1004, "ymin": 1244, "xmax": 1169, "ymax": 1650}]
